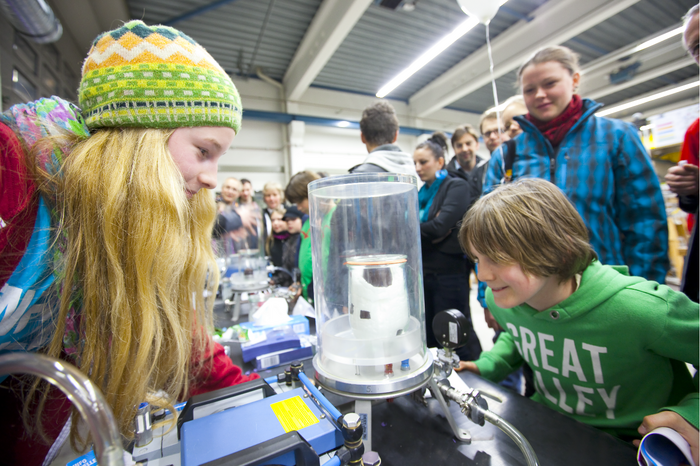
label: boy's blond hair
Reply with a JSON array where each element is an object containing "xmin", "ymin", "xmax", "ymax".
[{"xmin": 460, "ymin": 178, "xmax": 596, "ymax": 282}]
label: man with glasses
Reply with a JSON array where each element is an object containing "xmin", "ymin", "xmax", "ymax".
[{"xmin": 479, "ymin": 109, "xmax": 509, "ymax": 154}]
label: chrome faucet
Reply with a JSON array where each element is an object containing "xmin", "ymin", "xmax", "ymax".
[{"xmin": 0, "ymin": 352, "xmax": 124, "ymax": 466}]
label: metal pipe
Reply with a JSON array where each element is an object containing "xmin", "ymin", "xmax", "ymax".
[
  {"xmin": 0, "ymin": 353, "xmax": 124, "ymax": 466},
  {"xmin": 164, "ymin": 0, "xmax": 242, "ymax": 26},
  {"xmin": 437, "ymin": 380, "xmax": 540, "ymax": 466},
  {"xmin": 255, "ymin": 67, "xmax": 292, "ymax": 181},
  {"xmin": 246, "ymin": 0, "xmax": 276, "ymax": 77},
  {"xmin": 0, "ymin": 0, "xmax": 62, "ymax": 43},
  {"xmin": 479, "ymin": 407, "xmax": 540, "ymax": 466}
]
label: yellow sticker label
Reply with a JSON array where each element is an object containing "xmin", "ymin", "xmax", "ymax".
[{"xmin": 270, "ymin": 396, "xmax": 320, "ymax": 433}]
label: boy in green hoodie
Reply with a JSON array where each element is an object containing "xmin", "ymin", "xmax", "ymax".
[{"xmin": 456, "ymin": 178, "xmax": 698, "ymax": 461}]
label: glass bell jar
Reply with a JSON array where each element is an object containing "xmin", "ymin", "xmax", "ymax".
[
  {"xmin": 221, "ymin": 205, "xmax": 268, "ymax": 290},
  {"xmin": 308, "ymin": 173, "xmax": 432, "ymax": 398}
]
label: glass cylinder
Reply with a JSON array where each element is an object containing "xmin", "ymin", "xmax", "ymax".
[{"xmin": 308, "ymin": 173, "xmax": 432, "ymax": 398}]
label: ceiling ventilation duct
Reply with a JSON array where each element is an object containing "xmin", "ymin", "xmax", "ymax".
[{"xmin": 0, "ymin": 0, "xmax": 63, "ymax": 43}]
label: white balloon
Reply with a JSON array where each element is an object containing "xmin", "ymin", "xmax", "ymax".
[{"xmin": 456, "ymin": 0, "xmax": 501, "ymax": 24}]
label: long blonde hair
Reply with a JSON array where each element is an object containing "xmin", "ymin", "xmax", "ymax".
[{"xmin": 27, "ymin": 128, "xmax": 218, "ymax": 448}]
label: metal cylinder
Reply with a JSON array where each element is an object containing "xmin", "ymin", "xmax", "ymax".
[
  {"xmin": 134, "ymin": 402, "xmax": 153, "ymax": 447},
  {"xmin": 0, "ymin": 0, "xmax": 63, "ymax": 43}
]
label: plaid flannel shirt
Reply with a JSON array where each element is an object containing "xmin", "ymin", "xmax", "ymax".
[{"xmin": 477, "ymin": 98, "xmax": 668, "ymax": 308}]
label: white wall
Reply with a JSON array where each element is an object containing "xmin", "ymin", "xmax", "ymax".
[
  {"xmin": 217, "ymin": 77, "xmax": 488, "ymax": 197},
  {"xmin": 218, "ymin": 119, "xmax": 286, "ymax": 191}
]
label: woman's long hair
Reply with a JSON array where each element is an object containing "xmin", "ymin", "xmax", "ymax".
[{"xmin": 25, "ymin": 128, "xmax": 219, "ymax": 449}]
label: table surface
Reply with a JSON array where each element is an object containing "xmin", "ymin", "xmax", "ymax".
[
  {"xmin": 370, "ymin": 370, "xmax": 637, "ymax": 466},
  {"xmin": 215, "ymin": 304, "xmax": 637, "ymax": 466}
]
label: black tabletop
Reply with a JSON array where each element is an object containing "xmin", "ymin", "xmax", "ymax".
[{"xmin": 370, "ymin": 370, "xmax": 637, "ymax": 466}]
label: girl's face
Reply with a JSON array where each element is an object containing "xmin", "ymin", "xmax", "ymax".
[
  {"xmin": 521, "ymin": 61, "xmax": 580, "ymax": 122},
  {"xmin": 271, "ymin": 212, "xmax": 287, "ymax": 233},
  {"xmin": 413, "ymin": 147, "xmax": 444, "ymax": 183},
  {"xmin": 264, "ymin": 190, "xmax": 281, "ymax": 210},
  {"xmin": 168, "ymin": 127, "xmax": 236, "ymax": 198}
]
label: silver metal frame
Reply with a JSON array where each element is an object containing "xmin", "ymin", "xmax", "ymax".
[{"xmin": 312, "ymin": 351, "xmax": 434, "ymax": 400}]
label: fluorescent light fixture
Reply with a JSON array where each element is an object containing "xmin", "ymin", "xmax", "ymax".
[
  {"xmin": 376, "ymin": 0, "xmax": 510, "ymax": 99},
  {"xmin": 596, "ymin": 81, "xmax": 699, "ymax": 117},
  {"xmin": 376, "ymin": 17, "xmax": 479, "ymax": 98},
  {"xmin": 631, "ymin": 27, "xmax": 684, "ymax": 53},
  {"xmin": 639, "ymin": 124, "xmax": 652, "ymax": 131},
  {"xmin": 337, "ymin": 120, "xmax": 351, "ymax": 127}
]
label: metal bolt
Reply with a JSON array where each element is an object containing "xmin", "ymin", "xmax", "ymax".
[
  {"xmin": 363, "ymin": 451, "xmax": 381, "ymax": 466},
  {"xmin": 320, "ymin": 414, "xmax": 326, "ymax": 419},
  {"xmin": 303, "ymin": 393, "xmax": 308, "ymax": 398},
  {"xmin": 342, "ymin": 413, "xmax": 361, "ymax": 429}
]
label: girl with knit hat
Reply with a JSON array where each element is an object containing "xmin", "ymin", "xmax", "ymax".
[{"xmin": 0, "ymin": 20, "xmax": 256, "ymax": 464}]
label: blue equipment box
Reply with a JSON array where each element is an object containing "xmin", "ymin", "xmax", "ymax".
[
  {"xmin": 180, "ymin": 387, "xmax": 342, "ymax": 466},
  {"xmin": 240, "ymin": 314, "xmax": 310, "ymax": 336},
  {"xmin": 241, "ymin": 327, "xmax": 301, "ymax": 363},
  {"xmin": 255, "ymin": 342, "xmax": 314, "ymax": 370}
]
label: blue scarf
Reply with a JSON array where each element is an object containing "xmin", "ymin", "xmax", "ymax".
[{"xmin": 418, "ymin": 169, "xmax": 447, "ymax": 223}]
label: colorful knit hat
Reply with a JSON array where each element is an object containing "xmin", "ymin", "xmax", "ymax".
[{"xmin": 78, "ymin": 20, "xmax": 241, "ymax": 133}]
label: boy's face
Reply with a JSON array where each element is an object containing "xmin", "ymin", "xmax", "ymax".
[
  {"xmin": 296, "ymin": 198, "xmax": 309, "ymax": 214},
  {"xmin": 472, "ymin": 249, "xmax": 563, "ymax": 311},
  {"xmin": 286, "ymin": 217, "xmax": 303, "ymax": 234}
]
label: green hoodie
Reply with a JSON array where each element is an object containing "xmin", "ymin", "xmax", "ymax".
[{"xmin": 476, "ymin": 260, "xmax": 699, "ymax": 438}]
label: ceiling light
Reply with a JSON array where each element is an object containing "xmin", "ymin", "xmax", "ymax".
[
  {"xmin": 337, "ymin": 120, "xmax": 351, "ymax": 127},
  {"xmin": 376, "ymin": 0, "xmax": 509, "ymax": 98},
  {"xmin": 581, "ymin": 25, "xmax": 685, "ymax": 76},
  {"xmin": 631, "ymin": 27, "xmax": 684, "ymax": 53},
  {"xmin": 639, "ymin": 124, "xmax": 652, "ymax": 131},
  {"xmin": 376, "ymin": 17, "xmax": 480, "ymax": 98},
  {"xmin": 596, "ymin": 81, "xmax": 699, "ymax": 117}
]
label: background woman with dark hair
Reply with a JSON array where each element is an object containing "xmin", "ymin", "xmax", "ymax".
[{"xmin": 414, "ymin": 133, "xmax": 482, "ymax": 361}]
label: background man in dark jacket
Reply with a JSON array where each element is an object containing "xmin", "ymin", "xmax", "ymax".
[{"xmin": 446, "ymin": 124, "xmax": 489, "ymax": 205}]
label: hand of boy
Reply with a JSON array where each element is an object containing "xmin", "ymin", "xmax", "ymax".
[
  {"xmin": 634, "ymin": 411, "xmax": 699, "ymax": 466},
  {"xmin": 455, "ymin": 361, "xmax": 480, "ymax": 374}
]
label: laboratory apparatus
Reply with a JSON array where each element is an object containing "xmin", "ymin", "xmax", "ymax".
[
  {"xmin": 219, "ymin": 205, "xmax": 272, "ymax": 321},
  {"xmin": 425, "ymin": 309, "xmax": 541, "ymax": 466},
  {"xmin": 307, "ymin": 173, "xmax": 433, "ymax": 398},
  {"xmin": 222, "ymin": 205, "xmax": 268, "ymax": 290}
]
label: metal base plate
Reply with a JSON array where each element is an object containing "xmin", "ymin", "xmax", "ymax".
[{"xmin": 313, "ymin": 351, "xmax": 434, "ymax": 399}]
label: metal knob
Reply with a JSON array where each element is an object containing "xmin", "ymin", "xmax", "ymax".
[{"xmin": 342, "ymin": 413, "xmax": 361, "ymax": 430}]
